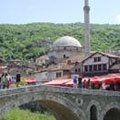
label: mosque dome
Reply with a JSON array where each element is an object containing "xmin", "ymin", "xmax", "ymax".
[{"xmin": 53, "ymin": 36, "xmax": 82, "ymax": 48}]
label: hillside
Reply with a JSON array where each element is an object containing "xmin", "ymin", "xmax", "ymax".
[{"xmin": 0, "ymin": 23, "xmax": 120, "ymax": 61}]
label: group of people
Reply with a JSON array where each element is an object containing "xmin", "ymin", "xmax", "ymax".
[
  {"xmin": 0, "ymin": 73, "xmax": 21, "ymax": 89},
  {"xmin": 73, "ymin": 76, "xmax": 120, "ymax": 91},
  {"xmin": 73, "ymin": 76, "xmax": 94, "ymax": 89}
]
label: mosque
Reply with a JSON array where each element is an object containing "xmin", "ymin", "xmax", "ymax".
[{"xmin": 48, "ymin": 36, "xmax": 83, "ymax": 62}]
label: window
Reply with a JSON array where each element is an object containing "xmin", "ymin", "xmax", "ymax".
[
  {"xmin": 75, "ymin": 68, "xmax": 80, "ymax": 73},
  {"xmin": 56, "ymin": 72, "xmax": 61, "ymax": 78},
  {"xmin": 63, "ymin": 54, "xmax": 66, "ymax": 58},
  {"xmin": 103, "ymin": 64, "xmax": 107, "ymax": 70},
  {"xmin": 89, "ymin": 65, "xmax": 92, "ymax": 71},
  {"xmin": 98, "ymin": 57, "xmax": 101, "ymax": 62},
  {"xmin": 94, "ymin": 57, "xmax": 101, "ymax": 62},
  {"xmin": 75, "ymin": 69, "xmax": 78, "ymax": 73},
  {"xmin": 85, "ymin": 65, "xmax": 88, "ymax": 72},
  {"xmin": 94, "ymin": 57, "xmax": 97, "ymax": 62},
  {"xmin": 78, "ymin": 68, "xmax": 81, "ymax": 72},
  {"xmin": 98, "ymin": 64, "xmax": 102, "ymax": 71},
  {"xmin": 93, "ymin": 65, "xmax": 97, "ymax": 71}
]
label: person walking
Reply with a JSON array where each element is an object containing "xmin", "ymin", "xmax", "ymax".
[
  {"xmin": 16, "ymin": 73, "xmax": 21, "ymax": 87},
  {"xmin": 83, "ymin": 79, "xmax": 87, "ymax": 88},
  {"xmin": 78, "ymin": 76, "xmax": 82, "ymax": 88},
  {"xmin": 1, "ymin": 73, "xmax": 7, "ymax": 89},
  {"xmin": 86, "ymin": 79, "xmax": 91, "ymax": 89},
  {"xmin": 6, "ymin": 74, "xmax": 11, "ymax": 89},
  {"xmin": 73, "ymin": 76, "xmax": 78, "ymax": 88}
]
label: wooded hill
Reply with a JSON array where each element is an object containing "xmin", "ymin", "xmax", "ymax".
[{"xmin": 0, "ymin": 22, "xmax": 120, "ymax": 61}]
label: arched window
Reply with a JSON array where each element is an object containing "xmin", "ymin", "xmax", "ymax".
[{"xmin": 90, "ymin": 105, "xmax": 97, "ymax": 120}]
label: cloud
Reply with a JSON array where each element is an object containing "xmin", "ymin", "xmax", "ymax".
[{"xmin": 116, "ymin": 15, "xmax": 120, "ymax": 24}]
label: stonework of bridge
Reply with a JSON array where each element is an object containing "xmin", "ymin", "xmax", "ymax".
[{"xmin": 0, "ymin": 85, "xmax": 120, "ymax": 120}]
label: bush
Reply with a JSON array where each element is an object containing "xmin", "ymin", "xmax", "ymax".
[{"xmin": 1, "ymin": 108, "xmax": 56, "ymax": 120}]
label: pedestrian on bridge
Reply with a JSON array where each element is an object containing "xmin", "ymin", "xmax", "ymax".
[
  {"xmin": 16, "ymin": 73, "xmax": 21, "ymax": 87},
  {"xmin": 73, "ymin": 76, "xmax": 78, "ymax": 88},
  {"xmin": 78, "ymin": 76, "xmax": 82, "ymax": 88},
  {"xmin": 6, "ymin": 73, "xmax": 11, "ymax": 89},
  {"xmin": 1, "ymin": 73, "xmax": 7, "ymax": 89}
]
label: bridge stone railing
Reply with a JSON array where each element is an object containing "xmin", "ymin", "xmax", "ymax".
[{"xmin": 0, "ymin": 85, "xmax": 120, "ymax": 97}]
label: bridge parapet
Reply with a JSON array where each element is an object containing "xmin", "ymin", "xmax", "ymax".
[{"xmin": 0, "ymin": 85, "xmax": 120, "ymax": 97}]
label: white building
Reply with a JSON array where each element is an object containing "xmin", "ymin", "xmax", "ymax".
[{"xmin": 71, "ymin": 52, "xmax": 120, "ymax": 76}]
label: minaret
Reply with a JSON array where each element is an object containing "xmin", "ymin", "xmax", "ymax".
[{"xmin": 83, "ymin": 0, "xmax": 91, "ymax": 56}]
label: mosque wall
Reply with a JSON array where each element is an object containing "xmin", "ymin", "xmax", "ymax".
[{"xmin": 48, "ymin": 49, "xmax": 80, "ymax": 60}]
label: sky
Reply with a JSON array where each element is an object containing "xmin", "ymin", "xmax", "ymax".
[{"xmin": 0, "ymin": 0, "xmax": 120, "ymax": 24}]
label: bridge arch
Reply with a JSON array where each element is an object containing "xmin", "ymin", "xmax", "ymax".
[
  {"xmin": 87, "ymin": 100, "xmax": 101, "ymax": 120},
  {"xmin": 0, "ymin": 92, "xmax": 86, "ymax": 120},
  {"xmin": 101, "ymin": 102, "xmax": 120, "ymax": 120}
]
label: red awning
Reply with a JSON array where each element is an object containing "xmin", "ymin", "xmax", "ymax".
[
  {"xmin": 43, "ymin": 79, "xmax": 72, "ymax": 87},
  {"xmin": 63, "ymin": 79, "xmax": 73, "ymax": 87},
  {"xmin": 90, "ymin": 76, "xmax": 102, "ymax": 85},
  {"xmin": 102, "ymin": 78, "xmax": 115, "ymax": 85},
  {"xmin": 102, "ymin": 75, "xmax": 120, "ymax": 85},
  {"xmin": 25, "ymin": 79, "xmax": 36, "ymax": 84}
]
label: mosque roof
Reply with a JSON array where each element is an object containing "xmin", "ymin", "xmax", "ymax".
[{"xmin": 53, "ymin": 36, "xmax": 82, "ymax": 48}]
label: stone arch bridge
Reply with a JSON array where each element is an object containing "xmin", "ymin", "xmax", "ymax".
[{"xmin": 0, "ymin": 85, "xmax": 120, "ymax": 120}]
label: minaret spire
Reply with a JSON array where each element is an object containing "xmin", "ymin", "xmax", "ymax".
[
  {"xmin": 83, "ymin": 0, "xmax": 91, "ymax": 56},
  {"xmin": 85, "ymin": 0, "xmax": 88, "ymax": 6}
]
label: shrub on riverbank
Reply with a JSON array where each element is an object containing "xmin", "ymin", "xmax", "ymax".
[{"xmin": 1, "ymin": 108, "xmax": 56, "ymax": 120}]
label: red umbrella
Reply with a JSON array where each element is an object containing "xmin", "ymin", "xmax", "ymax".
[
  {"xmin": 90, "ymin": 77, "xmax": 102, "ymax": 85},
  {"xmin": 114, "ymin": 77, "xmax": 120, "ymax": 83},
  {"xmin": 108, "ymin": 74, "xmax": 120, "ymax": 83},
  {"xmin": 102, "ymin": 77, "xmax": 116, "ymax": 85},
  {"xmin": 25, "ymin": 79, "xmax": 36, "ymax": 84}
]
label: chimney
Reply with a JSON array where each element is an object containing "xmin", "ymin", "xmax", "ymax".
[{"xmin": 83, "ymin": 0, "xmax": 91, "ymax": 56}]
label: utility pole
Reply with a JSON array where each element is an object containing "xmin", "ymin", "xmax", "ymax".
[{"xmin": 83, "ymin": 0, "xmax": 91, "ymax": 56}]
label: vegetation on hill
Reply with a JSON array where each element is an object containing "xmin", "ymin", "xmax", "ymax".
[
  {"xmin": 1, "ymin": 108, "xmax": 56, "ymax": 120},
  {"xmin": 0, "ymin": 23, "xmax": 120, "ymax": 61}
]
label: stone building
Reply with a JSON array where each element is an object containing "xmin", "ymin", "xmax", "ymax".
[
  {"xmin": 48, "ymin": 36, "xmax": 83, "ymax": 63},
  {"xmin": 35, "ymin": 61, "xmax": 75, "ymax": 83}
]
